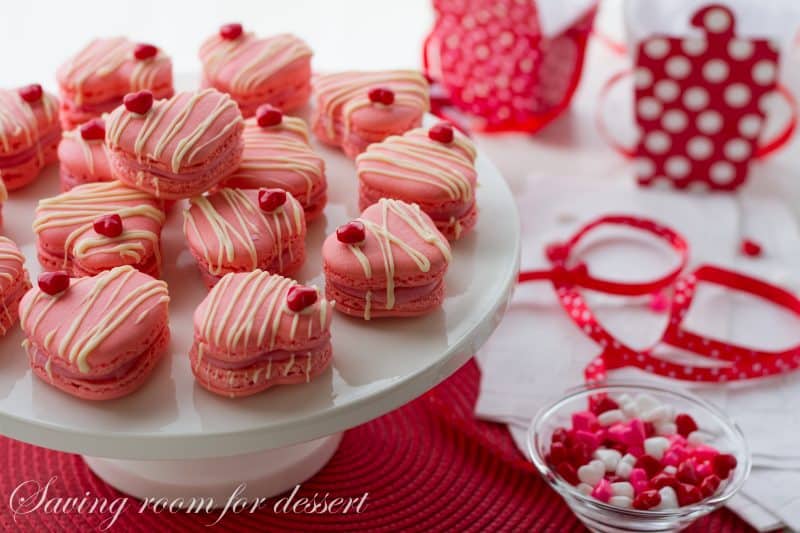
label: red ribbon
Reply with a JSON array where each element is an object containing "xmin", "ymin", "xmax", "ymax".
[{"xmin": 518, "ymin": 215, "xmax": 800, "ymax": 384}]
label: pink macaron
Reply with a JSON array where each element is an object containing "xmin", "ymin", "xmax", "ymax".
[
  {"xmin": 323, "ymin": 198, "xmax": 451, "ymax": 319},
  {"xmin": 33, "ymin": 181, "xmax": 166, "ymax": 278},
  {"xmin": 184, "ymin": 187, "xmax": 306, "ymax": 287},
  {"xmin": 56, "ymin": 37, "xmax": 174, "ymax": 130},
  {"xmin": 190, "ymin": 270, "xmax": 333, "ymax": 398},
  {"xmin": 220, "ymin": 106, "xmax": 327, "ymax": 221},
  {"xmin": 57, "ymin": 117, "xmax": 113, "ymax": 191},
  {"xmin": 19, "ymin": 266, "xmax": 170, "ymax": 400},
  {"xmin": 199, "ymin": 24, "xmax": 313, "ymax": 117},
  {"xmin": 356, "ymin": 123, "xmax": 478, "ymax": 241},
  {"xmin": 105, "ymin": 88, "xmax": 244, "ymax": 199},
  {"xmin": 0, "ymin": 85, "xmax": 61, "ymax": 191},
  {"xmin": 0, "ymin": 236, "xmax": 32, "ymax": 336},
  {"xmin": 311, "ymin": 70, "xmax": 429, "ymax": 159}
]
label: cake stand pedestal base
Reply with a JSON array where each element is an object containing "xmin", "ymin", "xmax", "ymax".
[{"xmin": 83, "ymin": 433, "xmax": 342, "ymax": 506}]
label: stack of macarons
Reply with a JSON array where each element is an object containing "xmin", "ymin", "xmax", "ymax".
[{"xmin": 1, "ymin": 22, "xmax": 481, "ymax": 401}]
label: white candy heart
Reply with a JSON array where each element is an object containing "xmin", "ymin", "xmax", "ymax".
[
  {"xmin": 598, "ymin": 409, "xmax": 625, "ymax": 426},
  {"xmin": 593, "ymin": 449, "xmax": 622, "ymax": 472},
  {"xmin": 611, "ymin": 481, "xmax": 634, "ymax": 498},
  {"xmin": 655, "ymin": 422, "xmax": 678, "ymax": 436},
  {"xmin": 609, "ymin": 495, "xmax": 632, "ymax": 509},
  {"xmin": 655, "ymin": 486, "xmax": 679, "ymax": 510},
  {"xmin": 663, "ymin": 465, "xmax": 677, "ymax": 475},
  {"xmin": 578, "ymin": 460, "xmax": 606, "ymax": 486},
  {"xmin": 644, "ymin": 436, "xmax": 670, "ymax": 460},
  {"xmin": 635, "ymin": 393, "xmax": 660, "ymax": 414},
  {"xmin": 615, "ymin": 461, "xmax": 633, "ymax": 480},
  {"xmin": 621, "ymin": 401, "xmax": 639, "ymax": 418},
  {"xmin": 577, "ymin": 483, "xmax": 593, "ymax": 496},
  {"xmin": 617, "ymin": 393, "xmax": 633, "ymax": 405},
  {"xmin": 621, "ymin": 453, "xmax": 637, "ymax": 465},
  {"xmin": 642, "ymin": 405, "xmax": 674, "ymax": 423},
  {"xmin": 688, "ymin": 431, "xmax": 705, "ymax": 445}
]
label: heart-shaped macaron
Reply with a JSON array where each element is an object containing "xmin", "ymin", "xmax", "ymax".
[
  {"xmin": 33, "ymin": 181, "xmax": 166, "ymax": 278},
  {"xmin": 322, "ymin": 198, "xmax": 451, "ymax": 319},
  {"xmin": 57, "ymin": 117, "xmax": 113, "ymax": 191},
  {"xmin": 199, "ymin": 28, "xmax": 313, "ymax": 116},
  {"xmin": 19, "ymin": 265, "xmax": 170, "ymax": 400},
  {"xmin": 105, "ymin": 88, "xmax": 244, "ymax": 199},
  {"xmin": 311, "ymin": 70, "xmax": 430, "ymax": 158},
  {"xmin": 221, "ymin": 114, "xmax": 327, "ymax": 221},
  {"xmin": 356, "ymin": 125, "xmax": 478, "ymax": 241},
  {"xmin": 0, "ymin": 236, "xmax": 31, "ymax": 336},
  {"xmin": 56, "ymin": 37, "xmax": 174, "ymax": 130},
  {"xmin": 184, "ymin": 187, "xmax": 307, "ymax": 287},
  {"xmin": 0, "ymin": 86, "xmax": 61, "ymax": 190}
]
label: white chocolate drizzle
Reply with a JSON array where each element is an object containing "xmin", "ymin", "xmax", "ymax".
[
  {"xmin": 33, "ymin": 181, "xmax": 165, "ymax": 268},
  {"xmin": 355, "ymin": 127, "xmax": 476, "ymax": 201},
  {"xmin": 184, "ymin": 188, "xmax": 304, "ymax": 275},
  {"xmin": 199, "ymin": 33, "xmax": 312, "ymax": 93},
  {"xmin": 20, "ymin": 265, "xmax": 169, "ymax": 374},
  {"xmin": 0, "ymin": 88, "xmax": 58, "ymax": 163},
  {"xmin": 312, "ymin": 70, "xmax": 429, "ymax": 138}
]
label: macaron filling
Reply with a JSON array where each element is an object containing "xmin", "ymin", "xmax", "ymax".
[
  {"xmin": 0, "ymin": 128, "xmax": 61, "ymax": 168},
  {"xmin": 31, "ymin": 345, "xmax": 145, "ymax": 383},
  {"xmin": 329, "ymin": 279, "xmax": 442, "ymax": 305},
  {"xmin": 197, "ymin": 336, "xmax": 331, "ymax": 371}
]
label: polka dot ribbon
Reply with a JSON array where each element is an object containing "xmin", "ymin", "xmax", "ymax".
[
  {"xmin": 596, "ymin": 3, "xmax": 798, "ymax": 191},
  {"xmin": 517, "ymin": 214, "xmax": 800, "ymax": 384},
  {"xmin": 422, "ymin": 0, "xmax": 596, "ymax": 133}
]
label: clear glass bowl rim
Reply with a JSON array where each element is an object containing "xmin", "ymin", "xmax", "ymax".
[{"xmin": 525, "ymin": 381, "xmax": 752, "ymax": 519}]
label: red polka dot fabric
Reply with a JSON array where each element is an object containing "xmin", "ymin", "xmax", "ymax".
[
  {"xmin": 423, "ymin": 0, "xmax": 595, "ymax": 132},
  {"xmin": 0, "ymin": 360, "xmax": 755, "ymax": 532},
  {"xmin": 633, "ymin": 4, "xmax": 779, "ymax": 191}
]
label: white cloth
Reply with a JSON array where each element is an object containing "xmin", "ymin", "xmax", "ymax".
[{"xmin": 475, "ymin": 174, "xmax": 800, "ymax": 531}]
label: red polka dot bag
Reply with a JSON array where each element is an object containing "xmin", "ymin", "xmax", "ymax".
[
  {"xmin": 599, "ymin": 4, "xmax": 797, "ymax": 191},
  {"xmin": 423, "ymin": 0, "xmax": 597, "ymax": 132}
]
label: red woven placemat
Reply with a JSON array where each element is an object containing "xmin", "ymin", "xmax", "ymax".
[{"xmin": 0, "ymin": 359, "xmax": 756, "ymax": 532}]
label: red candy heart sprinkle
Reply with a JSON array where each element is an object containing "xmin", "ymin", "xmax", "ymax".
[
  {"xmin": 677, "ymin": 483, "xmax": 703, "ymax": 506},
  {"xmin": 220, "ymin": 23, "xmax": 243, "ymax": 40},
  {"xmin": 336, "ymin": 221, "xmax": 366, "ymax": 245},
  {"xmin": 556, "ymin": 462, "xmax": 579, "ymax": 486},
  {"xmin": 255, "ymin": 104, "xmax": 283, "ymax": 127},
  {"xmin": 133, "ymin": 43, "xmax": 158, "ymax": 60},
  {"xmin": 712, "ymin": 454, "xmax": 737, "ymax": 479},
  {"xmin": 19, "ymin": 84, "xmax": 43, "ymax": 103},
  {"xmin": 368, "ymin": 87, "xmax": 395, "ymax": 106},
  {"xmin": 675, "ymin": 413, "xmax": 698, "ymax": 437},
  {"xmin": 79, "ymin": 118, "xmax": 106, "ymax": 141},
  {"xmin": 123, "ymin": 90, "xmax": 154, "ymax": 115},
  {"xmin": 258, "ymin": 189, "xmax": 287, "ymax": 212},
  {"xmin": 428, "ymin": 122, "xmax": 454, "ymax": 144},
  {"xmin": 286, "ymin": 285, "xmax": 318, "ymax": 312},
  {"xmin": 93, "ymin": 214, "xmax": 123, "ymax": 238},
  {"xmin": 740, "ymin": 238, "xmax": 762, "ymax": 257},
  {"xmin": 632, "ymin": 490, "xmax": 661, "ymax": 510},
  {"xmin": 38, "ymin": 271, "xmax": 70, "ymax": 296},
  {"xmin": 700, "ymin": 475, "xmax": 721, "ymax": 497}
]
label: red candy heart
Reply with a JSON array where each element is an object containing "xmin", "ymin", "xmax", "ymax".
[
  {"xmin": 634, "ymin": 455, "xmax": 662, "ymax": 478},
  {"xmin": 255, "ymin": 104, "xmax": 283, "ymax": 127},
  {"xmin": 677, "ymin": 483, "xmax": 703, "ymax": 506},
  {"xmin": 632, "ymin": 490, "xmax": 661, "ymax": 510},
  {"xmin": 258, "ymin": 189, "xmax": 287, "ymax": 212},
  {"xmin": 337, "ymin": 221, "xmax": 367, "ymax": 245},
  {"xmin": 549, "ymin": 441, "xmax": 569, "ymax": 465},
  {"xmin": 740, "ymin": 238, "xmax": 762, "ymax": 258},
  {"xmin": 589, "ymin": 395, "xmax": 619, "ymax": 415},
  {"xmin": 712, "ymin": 454, "xmax": 737, "ymax": 479},
  {"xmin": 368, "ymin": 87, "xmax": 395, "ymax": 105},
  {"xmin": 286, "ymin": 285, "xmax": 318, "ymax": 312},
  {"xmin": 19, "ymin": 84, "xmax": 43, "ymax": 103},
  {"xmin": 123, "ymin": 90, "xmax": 154, "ymax": 115},
  {"xmin": 651, "ymin": 473, "xmax": 680, "ymax": 491},
  {"xmin": 133, "ymin": 43, "xmax": 158, "ymax": 60},
  {"xmin": 551, "ymin": 427, "xmax": 572, "ymax": 445},
  {"xmin": 220, "ymin": 23, "xmax": 243, "ymax": 40},
  {"xmin": 700, "ymin": 474, "xmax": 721, "ymax": 497},
  {"xmin": 428, "ymin": 122, "xmax": 454, "ymax": 144},
  {"xmin": 38, "ymin": 271, "xmax": 70, "ymax": 296},
  {"xmin": 93, "ymin": 214, "xmax": 123, "ymax": 238},
  {"xmin": 676, "ymin": 461, "xmax": 699, "ymax": 485},
  {"xmin": 79, "ymin": 118, "xmax": 106, "ymax": 141},
  {"xmin": 675, "ymin": 413, "xmax": 698, "ymax": 437}
]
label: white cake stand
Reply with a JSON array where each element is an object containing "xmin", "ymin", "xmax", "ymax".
[{"xmin": 0, "ymin": 117, "xmax": 520, "ymax": 505}]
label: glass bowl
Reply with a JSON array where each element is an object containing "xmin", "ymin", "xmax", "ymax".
[{"xmin": 526, "ymin": 383, "xmax": 750, "ymax": 533}]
